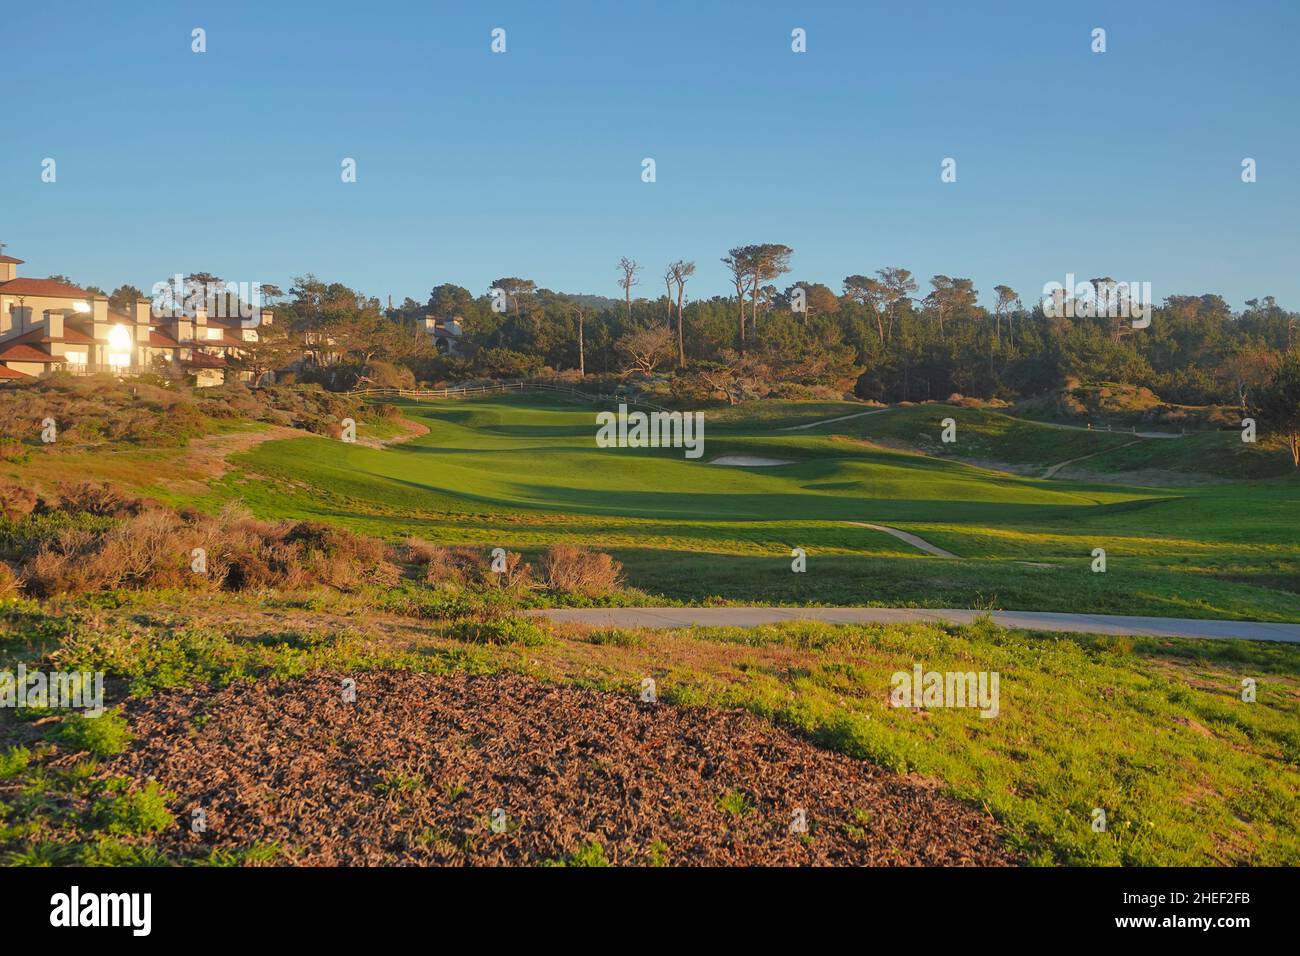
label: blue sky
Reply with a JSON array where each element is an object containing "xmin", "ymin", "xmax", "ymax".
[{"xmin": 3, "ymin": 0, "xmax": 1297, "ymax": 310}]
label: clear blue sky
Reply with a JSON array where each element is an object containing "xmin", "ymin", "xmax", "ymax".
[{"xmin": 4, "ymin": 0, "xmax": 1297, "ymax": 310}]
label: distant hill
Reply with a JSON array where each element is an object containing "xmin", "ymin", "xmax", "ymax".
[
  {"xmin": 1015, "ymin": 383, "xmax": 1239, "ymax": 430},
  {"xmin": 563, "ymin": 293, "xmax": 625, "ymax": 311}
]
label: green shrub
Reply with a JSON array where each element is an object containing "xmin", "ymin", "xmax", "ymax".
[
  {"xmin": 716, "ymin": 790, "xmax": 754, "ymax": 817},
  {"xmin": 79, "ymin": 836, "xmax": 171, "ymax": 867},
  {"xmin": 0, "ymin": 746, "xmax": 30, "ymax": 780},
  {"xmin": 55, "ymin": 708, "xmax": 131, "ymax": 757},
  {"xmin": 586, "ymin": 628, "xmax": 643, "ymax": 648},
  {"xmin": 92, "ymin": 780, "xmax": 174, "ymax": 836},
  {"xmin": 447, "ymin": 617, "xmax": 549, "ymax": 646},
  {"xmin": 544, "ymin": 841, "xmax": 610, "ymax": 867}
]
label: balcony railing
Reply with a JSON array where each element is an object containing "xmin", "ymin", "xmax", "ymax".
[{"xmin": 58, "ymin": 364, "xmax": 155, "ymax": 376}]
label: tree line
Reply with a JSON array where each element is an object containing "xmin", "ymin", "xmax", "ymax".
[{"xmin": 243, "ymin": 249, "xmax": 1292, "ymax": 415}]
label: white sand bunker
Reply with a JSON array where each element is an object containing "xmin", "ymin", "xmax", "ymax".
[{"xmin": 710, "ymin": 455, "xmax": 795, "ymax": 467}]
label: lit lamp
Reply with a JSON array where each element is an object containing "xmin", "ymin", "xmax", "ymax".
[
  {"xmin": 73, "ymin": 301, "xmax": 91, "ymax": 313},
  {"xmin": 107, "ymin": 323, "xmax": 133, "ymax": 369}
]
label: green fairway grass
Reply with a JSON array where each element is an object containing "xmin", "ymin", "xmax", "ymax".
[
  {"xmin": 810, "ymin": 403, "xmax": 1294, "ymax": 479},
  {"xmin": 186, "ymin": 394, "xmax": 1300, "ymax": 622}
]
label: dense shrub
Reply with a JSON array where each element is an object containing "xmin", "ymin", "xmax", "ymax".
[
  {"xmin": 0, "ymin": 480, "xmax": 37, "ymax": 520},
  {"xmin": 365, "ymin": 361, "xmax": 416, "ymax": 389},
  {"xmin": 0, "ymin": 562, "xmax": 18, "ymax": 600},
  {"xmin": 537, "ymin": 545, "xmax": 623, "ymax": 597},
  {"xmin": 410, "ymin": 542, "xmax": 490, "ymax": 586},
  {"xmin": 56, "ymin": 481, "xmax": 146, "ymax": 517},
  {"xmin": 16, "ymin": 495, "xmax": 399, "ymax": 598},
  {"xmin": 0, "ymin": 376, "xmax": 364, "ymax": 450},
  {"xmin": 56, "ymin": 709, "xmax": 132, "ymax": 757},
  {"xmin": 407, "ymin": 541, "xmax": 533, "ymax": 593}
]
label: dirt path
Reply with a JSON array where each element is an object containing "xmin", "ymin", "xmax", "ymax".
[
  {"xmin": 182, "ymin": 425, "xmax": 316, "ymax": 482},
  {"xmin": 530, "ymin": 607, "xmax": 1300, "ymax": 643},
  {"xmin": 845, "ymin": 521, "xmax": 957, "ymax": 557},
  {"xmin": 778, "ymin": 408, "xmax": 891, "ymax": 431},
  {"xmin": 1041, "ymin": 439, "xmax": 1141, "ymax": 479}
]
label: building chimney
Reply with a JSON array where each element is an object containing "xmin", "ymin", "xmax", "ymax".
[
  {"xmin": 45, "ymin": 310, "xmax": 64, "ymax": 339},
  {"xmin": 133, "ymin": 299, "xmax": 152, "ymax": 360},
  {"xmin": 0, "ymin": 256, "xmax": 20, "ymax": 283}
]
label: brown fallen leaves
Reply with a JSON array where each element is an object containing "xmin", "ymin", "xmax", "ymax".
[{"xmin": 105, "ymin": 672, "xmax": 1019, "ymax": 867}]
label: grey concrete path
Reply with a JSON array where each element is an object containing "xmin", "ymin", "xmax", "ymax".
[{"xmin": 529, "ymin": 606, "xmax": 1300, "ymax": 643}]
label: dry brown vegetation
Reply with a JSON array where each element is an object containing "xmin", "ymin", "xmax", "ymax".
[
  {"xmin": 537, "ymin": 544, "xmax": 624, "ymax": 596},
  {"xmin": 1019, "ymin": 382, "xmax": 1239, "ymax": 428},
  {"xmin": 408, "ymin": 540, "xmax": 533, "ymax": 594},
  {"xmin": 0, "ymin": 482, "xmax": 37, "ymax": 521},
  {"xmin": 0, "ymin": 485, "xmax": 627, "ymax": 604},
  {"xmin": 2, "ymin": 482, "xmax": 398, "ymax": 598},
  {"xmin": 405, "ymin": 541, "xmax": 623, "ymax": 598},
  {"xmin": 0, "ymin": 373, "xmax": 366, "ymax": 449}
]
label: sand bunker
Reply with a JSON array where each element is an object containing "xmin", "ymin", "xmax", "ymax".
[{"xmin": 710, "ymin": 455, "xmax": 795, "ymax": 467}]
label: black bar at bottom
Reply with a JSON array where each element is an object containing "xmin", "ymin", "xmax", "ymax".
[{"xmin": 0, "ymin": 865, "xmax": 1285, "ymax": 942}]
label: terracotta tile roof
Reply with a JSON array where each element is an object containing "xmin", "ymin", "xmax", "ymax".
[
  {"xmin": 186, "ymin": 331, "xmax": 247, "ymax": 348},
  {"xmin": 0, "ymin": 343, "xmax": 57, "ymax": 363},
  {"xmin": 205, "ymin": 317, "xmax": 263, "ymax": 332},
  {"xmin": 0, "ymin": 256, "xmax": 24, "ymax": 265},
  {"xmin": 6, "ymin": 326, "xmax": 97, "ymax": 347},
  {"xmin": 149, "ymin": 329, "xmax": 180, "ymax": 348},
  {"xmin": 0, "ymin": 365, "xmax": 31, "ymax": 379},
  {"xmin": 0, "ymin": 278, "xmax": 95, "ymax": 298},
  {"xmin": 184, "ymin": 352, "xmax": 227, "ymax": 368}
]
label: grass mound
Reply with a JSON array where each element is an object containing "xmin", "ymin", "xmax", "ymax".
[{"xmin": 1017, "ymin": 382, "xmax": 1239, "ymax": 430}]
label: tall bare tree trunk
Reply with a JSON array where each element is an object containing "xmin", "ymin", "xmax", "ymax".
[
  {"xmin": 676, "ymin": 292, "xmax": 686, "ymax": 367},
  {"xmin": 733, "ymin": 277, "xmax": 747, "ymax": 343}
]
